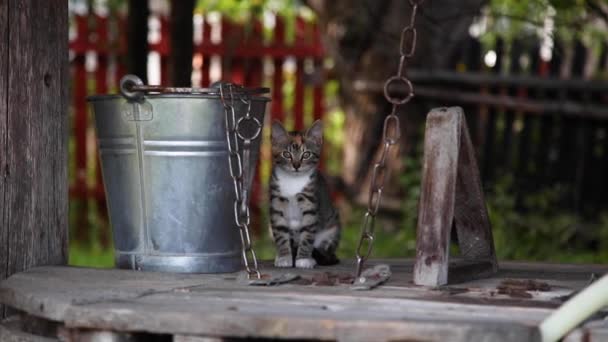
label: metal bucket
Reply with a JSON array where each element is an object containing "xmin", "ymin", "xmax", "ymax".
[{"xmin": 87, "ymin": 75, "xmax": 269, "ymax": 273}]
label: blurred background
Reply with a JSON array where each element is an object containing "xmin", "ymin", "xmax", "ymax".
[{"xmin": 68, "ymin": 0, "xmax": 608, "ymax": 267}]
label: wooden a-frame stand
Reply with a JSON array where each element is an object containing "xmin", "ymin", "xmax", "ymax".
[{"xmin": 413, "ymin": 107, "xmax": 498, "ymax": 286}]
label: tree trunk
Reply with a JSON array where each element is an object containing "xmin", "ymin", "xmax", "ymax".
[
  {"xmin": 0, "ymin": 0, "xmax": 69, "ymax": 318},
  {"xmin": 307, "ymin": 0, "xmax": 486, "ymax": 202},
  {"xmin": 128, "ymin": 0, "xmax": 150, "ymax": 83},
  {"xmin": 170, "ymin": 0, "xmax": 196, "ymax": 86}
]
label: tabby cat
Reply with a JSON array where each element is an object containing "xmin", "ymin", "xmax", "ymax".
[{"xmin": 269, "ymin": 120, "xmax": 341, "ymax": 269}]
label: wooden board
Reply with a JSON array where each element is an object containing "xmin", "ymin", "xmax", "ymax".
[
  {"xmin": 0, "ymin": 315, "xmax": 57, "ymax": 342},
  {"xmin": 0, "ymin": 0, "xmax": 9, "ymax": 319},
  {"xmin": 0, "ymin": 1, "xmax": 69, "ymax": 318},
  {"xmin": 1, "ymin": 260, "xmax": 607, "ymax": 341},
  {"xmin": 414, "ymin": 107, "xmax": 497, "ymax": 286},
  {"xmin": 565, "ymin": 319, "xmax": 608, "ymax": 342}
]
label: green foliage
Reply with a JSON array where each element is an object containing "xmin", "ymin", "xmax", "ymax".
[
  {"xmin": 479, "ymin": 0, "xmax": 608, "ymax": 55},
  {"xmin": 323, "ymin": 79, "xmax": 346, "ymax": 176},
  {"xmin": 336, "ymin": 143, "xmax": 424, "ymax": 261},
  {"xmin": 199, "ymin": 0, "xmax": 261, "ymax": 20},
  {"xmin": 195, "ymin": 0, "xmax": 316, "ymax": 44},
  {"xmin": 195, "ymin": 0, "xmax": 317, "ymax": 19},
  {"xmin": 68, "ymin": 199, "xmax": 115, "ymax": 268},
  {"xmin": 69, "ymin": 241, "xmax": 114, "ymax": 268},
  {"xmin": 487, "ymin": 175, "xmax": 608, "ymax": 263},
  {"xmin": 338, "ymin": 213, "xmax": 417, "ymax": 260}
]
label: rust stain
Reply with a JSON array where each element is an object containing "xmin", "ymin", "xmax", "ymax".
[
  {"xmin": 289, "ymin": 272, "xmax": 355, "ymax": 286},
  {"xmin": 499, "ymin": 279, "xmax": 551, "ymax": 291},
  {"xmin": 439, "ymin": 287, "xmax": 470, "ymax": 296},
  {"xmin": 290, "ymin": 277, "xmax": 313, "ymax": 285},
  {"xmin": 497, "ymin": 288, "xmax": 533, "ymax": 299},
  {"xmin": 496, "ymin": 279, "xmax": 551, "ymax": 299}
]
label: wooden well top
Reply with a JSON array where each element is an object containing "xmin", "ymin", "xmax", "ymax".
[{"xmin": 1, "ymin": 259, "xmax": 607, "ymax": 342}]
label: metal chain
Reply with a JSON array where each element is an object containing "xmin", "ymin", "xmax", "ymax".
[
  {"xmin": 354, "ymin": 0, "xmax": 424, "ymax": 279},
  {"xmin": 219, "ymin": 83, "xmax": 263, "ymax": 279}
]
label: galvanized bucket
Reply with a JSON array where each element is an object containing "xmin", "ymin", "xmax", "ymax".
[{"xmin": 87, "ymin": 75, "xmax": 269, "ymax": 273}]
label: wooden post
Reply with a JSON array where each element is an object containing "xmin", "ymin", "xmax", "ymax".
[
  {"xmin": 170, "ymin": 0, "xmax": 196, "ymax": 87},
  {"xmin": 127, "ymin": 0, "xmax": 149, "ymax": 83},
  {"xmin": 0, "ymin": 1, "xmax": 68, "ymax": 317},
  {"xmin": 413, "ymin": 107, "xmax": 497, "ymax": 286}
]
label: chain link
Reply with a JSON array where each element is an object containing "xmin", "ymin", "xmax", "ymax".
[
  {"xmin": 219, "ymin": 83, "xmax": 262, "ymax": 279},
  {"xmin": 354, "ymin": 1, "xmax": 423, "ymax": 279}
]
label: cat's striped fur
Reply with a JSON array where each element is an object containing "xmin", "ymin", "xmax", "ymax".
[{"xmin": 269, "ymin": 120, "xmax": 341, "ymax": 269}]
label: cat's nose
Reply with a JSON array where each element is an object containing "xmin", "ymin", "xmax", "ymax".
[{"xmin": 293, "ymin": 162, "xmax": 301, "ymax": 171}]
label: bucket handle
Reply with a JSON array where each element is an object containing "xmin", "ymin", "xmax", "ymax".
[
  {"xmin": 120, "ymin": 75, "xmax": 153, "ymax": 121},
  {"xmin": 120, "ymin": 75, "xmax": 146, "ymax": 102},
  {"xmin": 120, "ymin": 75, "xmax": 270, "ymax": 98}
]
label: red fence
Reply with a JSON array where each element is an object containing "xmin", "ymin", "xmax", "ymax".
[{"xmin": 69, "ymin": 10, "xmax": 326, "ymax": 244}]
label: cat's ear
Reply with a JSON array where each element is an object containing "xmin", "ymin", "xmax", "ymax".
[
  {"xmin": 306, "ymin": 119, "xmax": 323, "ymax": 144},
  {"xmin": 271, "ymin": 120, "xmax": 289, "ymax": 144}
]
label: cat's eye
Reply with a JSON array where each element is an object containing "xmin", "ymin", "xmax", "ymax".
[
  {"xmin": 282, "ymin": 151, "xmax": 292, "ymax": 159},
  {"xmin": 302, "ymin": 151, "xmax": 312, "ymax": 159}
]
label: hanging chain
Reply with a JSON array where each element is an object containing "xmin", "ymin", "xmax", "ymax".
[
  {"xmin": 354, "ymin": 0, "xmax": 423, "ymax": 279},
  {"xmin": 220, "ymin": 83, "xmax": 263, "ymax": 279}
]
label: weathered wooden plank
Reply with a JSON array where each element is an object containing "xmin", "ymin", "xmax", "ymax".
[
  {"xmin": 414, "ymin": 107, "xmax": 497, "ymax": 286},
  {"xmin": 0, "ymin": 324, "xmax": 57, "ymax": 342},
  {"xmin": 0, "ymin": 0, "xmax": 10, "ymax": 319},
  {"xmin": 65, "ymin": 306, "xmax": 539, "ymax": 342},
  {"xmin": 564, "ymin": 319, "xmax": 608, "ymax": 342},
  {"xmin": 2, "ymin": 261, "xmax": 598, "ymax": 316},
  {"xmin": 3, "ymin": 262, "xmax": 607, "ymax": 341},
  {"xmin": 0, "ymin": 0, "xmax": 69, "ymax": 318},
  {"xmin": 454, "ymin": 108, "xmax": 497, "ymax": 266},
  {"xmin": 173, "ymin": 336, "xmax": 224, "ymax": 342},
  {"xmin": 0, "ymin": 316, "xmax": 57, "ymax": 342},
  {"xmin": 414, "ymin": 108, "xmax": 460, "ymax": 286}
]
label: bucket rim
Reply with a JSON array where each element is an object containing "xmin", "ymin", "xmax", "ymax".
[{"xmin": 86, "ymin": 93, "xmax": 271, "ymax": 102}]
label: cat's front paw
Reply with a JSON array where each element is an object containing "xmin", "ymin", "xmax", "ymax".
[
  {"xmin": 295, "ymin": 258, "xmax": 317, "ymax": 269},
  {"xmin": 274, "ymin": 255, "xmax": 293, "ymax": 268}
]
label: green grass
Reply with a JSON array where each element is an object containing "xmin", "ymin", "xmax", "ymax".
[{"xmin": 69, "ymin": 242, "xmax": 115, "ymax": 268}]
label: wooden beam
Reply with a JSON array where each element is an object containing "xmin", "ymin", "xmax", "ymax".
[
  {"xmin": 0, "ymin": 0, "xmax": 69, "ymax": 318},
  {"xmin": 356, "ymin": 69, "xmax": 608, "ymax": 92},
  {"xmin": 353, "ymin": 81, "xmax": 608, "ymax": 119},
  {"xmin": 413, "ymin": 86, "xmax": 608, "ymax": 120},
  {"xmin": 0, "ymin": 0, "xmax": 9, "ymax": 317},
  {"xmin": 414, "ymin": 107, "xmax": 497, "ymax": 286}
]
